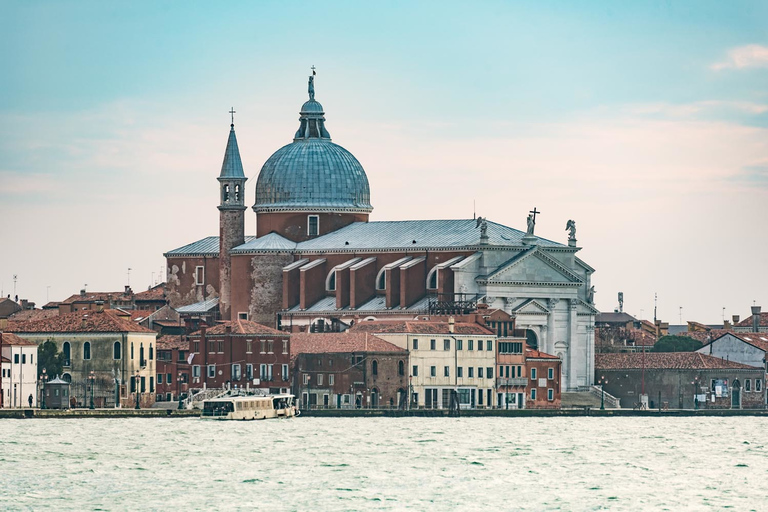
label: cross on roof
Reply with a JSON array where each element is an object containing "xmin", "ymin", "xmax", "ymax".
[
  {"xmin": 311, "ymin": 65, "xmax": 316, "ymax": 75},
  {"xmin": 529, "ymin": 207, "xmax": 540, "ymax": 223},
  {"xmin": 229, "ymin": 107, "xmax": 236, "ymax": 125}
]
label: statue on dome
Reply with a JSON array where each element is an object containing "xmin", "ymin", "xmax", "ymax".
[
  {"xmin": 526, "ymin": 214, "xmax": 535, "ymax": 235},
  {"xmin": 308, "ymin": 75, "xmax": 315, "ymax": 101},
  {"xmin": 565, "ymin": 219, "xmax": 576, "ymax": 241}
]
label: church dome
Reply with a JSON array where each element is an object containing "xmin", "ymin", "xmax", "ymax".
[{"xmin": 254, "ymin": 77, "xmax": 373, "ymax": 214}]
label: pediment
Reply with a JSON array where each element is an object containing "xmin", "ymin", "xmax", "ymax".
[
  {"xmin": 485, "ymin": 248, "xmax": 583, "ymax": 285},
  {"xmin": 510, "ymin": 298, "xmax": 550, "ymax": 314}
]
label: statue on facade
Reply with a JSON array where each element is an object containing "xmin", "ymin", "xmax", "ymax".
[
  {"xmin": 308, "ymin": 75, "xmax": 315, "ymax": 101},
  {"xmin": 476, "ymin": 216, "xmax": 488, "ymax": 239},
  {"xmin": 587, "ymin": 285, "xmax": 596, "ymax": 304},
  {"xmin": 526, "ymin": 214, "xmax": 535, "ymax": 235},
  {"xmin": 565, "ymin": 219, "xmax": 576, "ymax": 241}
]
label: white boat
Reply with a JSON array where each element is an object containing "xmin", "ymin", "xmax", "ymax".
[{"xmin": 201, "ymin": 393, "xmax": 298, "ymax": 420}]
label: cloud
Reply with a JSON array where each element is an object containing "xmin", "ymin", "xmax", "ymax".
[{"xmin": 711, "ymin": 44, "xmax": 768, "ymax": 70}]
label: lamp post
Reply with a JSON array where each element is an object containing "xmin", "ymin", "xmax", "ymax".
[
  {"xmin": 598, "ymin": 375, "xmax": 608, "ymax": 410},
  {"xmin": 88, "ymin": 371, "xmax": 95, "ymax": 410},
  {"xmin": 40, "ymin": 368, "xmax": 47, "ymax": 409},
  {"xmin": 135, "ymin": 370, "xmax": 141, "ymax": 410},
  {"xmin": 306, "ymin": 374, "xmax": 311, "ymax": 410},
  {"xmin": 177, "ymin": 372, "xmax": 184, "ymax": 410},
  {"xmin": 692, "ymin": 377, "xmax": 700, "ymax": 410}
]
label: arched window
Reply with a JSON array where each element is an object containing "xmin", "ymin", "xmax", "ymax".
[
  {"xmin": 149, "ymin": 344, "xmax": 154, "ymax": 361},
  {"xmin": 375, "ymin": 267, "xmax": 386, "ymax": 290},
  {"xmin": 398, "ymin": 360, "xmax": 405, "ymax": 376},
  {"xmin": 61, "ymin": 373, "xmax": 72, "ymax": 383},
  {"xmin": 83, "ymin": 342, "xmax": 91, "ymax": 360},
  {"xmin": 372, "ymin": 360, "xmax": 378, "ymax": 376},
  {"xmin": 235, "ymin": 184, "xmax": 241, "ymax": 201},
  {"xmin": 326, "ymin": 269, "xmax": 336, "ymax": 292},
  {"xmin": 223, "ymin": 183, "xmax": 230, "ymax": 202},
  {"xmin": 113, "ymin": 341, "xmax": 121, "ymax": 360},
  {"xmin": 525, "ymin": 329, "xmax": 539, "ymax": 350},
  {"xmin": 62, "ymin": 342, "xmax": 71, "ymax": 366},
  {"xmin": 427, "ymin": 267, "xmax": 438, "ymax": 290}
]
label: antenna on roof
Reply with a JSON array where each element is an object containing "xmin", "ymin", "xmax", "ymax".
[
  {"xmin": 653, "ymin": 292, "xmax": 657, "ymax": 323},
  {"xmin": 473, "ymin": 200, "xmax": 476, "ymax": 220},
  {"xmin": 127, "ymin": 268, "xmax": 132, "ymax": 287}
]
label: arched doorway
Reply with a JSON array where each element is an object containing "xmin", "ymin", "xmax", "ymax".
[
  {"xmin": 525, "ymin": 329, "xmax": 538, "ymax": 350},
  {"xmin": 732, "ymin": 379, "xmax": 742, "ymax": 409},
  {"xmin": 371, "ymin": 388, "xmax": 379, "ymax": 408}
]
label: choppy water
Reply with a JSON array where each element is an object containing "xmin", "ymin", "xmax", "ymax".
[{"xmin": 1, "ymin": 417, "xmax": 766, "ymax": 511}]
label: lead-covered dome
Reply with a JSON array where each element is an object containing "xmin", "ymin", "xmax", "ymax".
[{"xmin": 254, "ymin": 77, "xmax": 373, "ymax": 214}]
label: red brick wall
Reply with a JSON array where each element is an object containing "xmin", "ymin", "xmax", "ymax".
[
  {"xmin": 437, "ymin": 267, "xmax": 454, "ymax": 296},
  {"xmin": 350, "ymin": 259, "xmax": 376, "ymax": 309},
  {"xmin": 218, "ymin": 209, "xmax": 245, "ymax": 320},
  {"xmin": 526, "ymin": 359, "xmax": 561, "ymax": 409},
  {"xmin": 400, "ymin": 259, "xmax": 426, "ymax": 308},
  {"xmin": 335, "ymin": 267, "xmax": 351, "ymax": 309},
  {"xmin": 300, "ymin": 261, "xmax": 327, "ymax": 309},
  {"xmin": 385, "ymin": 266, "xmax": 401, "ymax": 308},
  {"xmin": 256, "ymin": 211, "xmax": 369, "ymax": 241},
  {"xmin": 166, "ymin": 256, "xmax": 221, "ymax": 308},
  {"xmin": 282, "ymin": 264, "xmax": 302, "ymax": 310}
]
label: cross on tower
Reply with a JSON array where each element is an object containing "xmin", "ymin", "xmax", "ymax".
[
  {"xmin": 529, "ymin": 207, "xmax": 540, "ymax": 223},
  {"xmin": 311, "ymin": 65, "xmax": 316, "ymax": 76},
  {"xmin": 229, "ymin": 107, "xmax": 236, "ymax": 125}
]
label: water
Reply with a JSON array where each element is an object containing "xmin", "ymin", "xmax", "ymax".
[{"xmin": 1, "ymin": 417, "xmax": 766, "ymax": 511}]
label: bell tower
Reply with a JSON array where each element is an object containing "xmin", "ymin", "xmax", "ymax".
[{"xmin": 218, "ymin": 109, "xmax": 246, "ymax": 320}]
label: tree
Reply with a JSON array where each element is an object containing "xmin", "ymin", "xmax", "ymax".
[
  {"xmin": 37, "ymin": 340, "xmax": 65, "ymax": 378},
  {"xmin": 651, "ymin": 335, "xmax": 703, "ymax": 353}
]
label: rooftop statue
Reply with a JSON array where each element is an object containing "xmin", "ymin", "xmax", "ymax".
[
  {"xmin": 565, "ymin": 219, "xmax": 576, "ymax": 241},
  {"xmin": 476, "ymin": 216, "xmax": 488, "ymax": 238},
  {"xmin": 308, "ymin": 75, "xmax": 315, "ymax": 101},
  {"xmin": 526, "ymin": 214, "xmax": 535, "ymax": 236}
]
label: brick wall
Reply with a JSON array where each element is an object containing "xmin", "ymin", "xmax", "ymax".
[
  {"xmin": 256, "ymin": 211, "xmax": 369, "ymax": 241},
  {"xmin": 350, "ymin": 259, "xmax": 376, "ymax": 309}
]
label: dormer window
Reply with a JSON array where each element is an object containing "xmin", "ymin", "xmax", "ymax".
[{"xmin": 308, "ymin": 215, "xmax": 319, "ymax": 236}]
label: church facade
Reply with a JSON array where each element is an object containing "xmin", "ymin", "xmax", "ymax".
[{"xmin": 165, "ymin": 76, "xmax": 597, "ymax": 390}]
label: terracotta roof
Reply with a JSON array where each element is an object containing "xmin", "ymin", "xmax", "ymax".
[
  {"xmin": 525, "ymin": 347, "xmax": 560, "ymax": 360},
  {"xmin": 135, "ymin": 284, "xmax": 166, "ymax": 302},
  {"xmin": 595, "ymin": 352, "xmax": 758, "ymax": 370},
  {"xmin": 350, "ymin": 320, "xmax": 493, "ymax": 336},
  {"xmin": 7, "ymin": 309, "xmax": 59, "ymax": 322},
  {"xmin": 736, "ymin": 312, "xmax": 768, "ymax": 328},
  {"xmin": 61, "ymin": 291, "xmax": 132, "ymax": 304},
  {"xmin": 191, "ymin": 319, "xmax": 284, "ymax": 336},
  {"xmin": 157, "ymin": 335, "xmax": 189, "ymax": 350},
  {"xmin": 679, "ymin": 329, "xmax": 733, "ymax": 344},
  {"xmin": 7, "ymin": 309, "xmax": 155, "ymax": 334},
  {"xmin": 291, "ymin": 332, "xmax": 405, "ymax": 355},
  {"xmin": 0, "ymin": 332, "xmax": 38, "ymax": 346},
  {"xmin": 153, "ymin": 319, "xmax": 183, "ymax": 327},
  {"xmin": 727, "ymin": 332, "xmax": 768, "ymax": 352}
]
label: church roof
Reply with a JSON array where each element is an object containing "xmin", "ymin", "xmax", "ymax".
[
  {"xmin": 219, "ymin": 124, "xmax": 245, "ymax": 179},
  {"xmin": 253, "ymin": 76, "xmax": 372, "ymax": 214},
  {"xmin": 164, "ymin": 236, "xmax": 257, "ymax": 257},
  {"xmin": 230, "ymin": 232, "xmax": 296, "ymax": 253}
]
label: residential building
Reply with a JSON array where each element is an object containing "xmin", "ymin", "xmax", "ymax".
[
  {"xmin": 595, "ymin": 352, "xmax": 765, "ymax": 409},
  {"xmin": 525, "ymin": 347, "xmax": 562, "ymax": 409},
  {"xmin": 187, "ymin": 319, "xmax": 291, "ymax": 394},
  {"xmin": 291, "ymin": 332, "xmax": 407, "ymax": 408},
  {"xmin": 8, "ymin": 308, "xmax": 157, "ymax": 408},
  {"xmin": 156, "ymin": 335, "xmax": 190, "ymax": 402},
  {"xmin": 496, "ymin": 336, "xmax": 527, "ymax": 409},
  {"xmin": 0, "ymin": 332, "xmax": 38, "ymax": 407},
  {"xmin": 352, "ymin": 320, "xmax": 497, "ymax": 409},
  {"xmin": 164, "ymin": 74, "xmax": 597, "ymax": 391}
]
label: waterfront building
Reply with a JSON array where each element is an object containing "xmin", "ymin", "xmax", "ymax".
[
  {"xmin": 164, "ymin": 75, "xmax": 597, "ymax": 391},
  {"xmin": 352, "ymin": 320, "xmax": 497, "ymax": 409},
  {"xmin": 9, "ymin": 308, "xmax": 157, "ymax": 408},
  {"xmin": 595, "ymin": 352, "xmax": 765, "ymax": 409},
  {"xmin": 187, "ymin": 320, "xmax": 291, "ymax": 394},
  {"xmin": 525, "ymin": 347, "xmax": 562, "ymax": 409},
  {"xmin": 0, "ymin": 332, "xmax": 38, "ymax": 407},
  {"xmin": 495, "ymin": 336, "xmax": 528, "ymax": 409},
  {"xmin": 291, "ymin": 332, "xmax": 407, "ymax": 408},
  {"xmin": 155, "ymin": 335, "xmax": 190, "ymax": 402}
]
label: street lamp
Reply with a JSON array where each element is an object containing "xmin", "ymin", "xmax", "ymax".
[
  {"xmin": 177, "ymin": 372, "xmax": 184, "ymax": 410},
  {"xmin": 598, "ymin": 375, "xmax": 608, "ymax": 410},
  {"xmin": 135, "ymin": 370, "xmax": 141, "ymax": 410},
  {"xmin": 692, "ymin": 377, "xmax": 700, "ymax": 410},
  {"xmin": 89, "ymin": 371, "xmax": 95, "ymax": 410},
  {"xmin": 40, "ymin": 368, "xmax": 47, "ymax": 410}
]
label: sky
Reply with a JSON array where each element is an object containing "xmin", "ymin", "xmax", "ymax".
[{"xmin": 1, "ymin": 1, "xmax": 767, "ymax": 324}]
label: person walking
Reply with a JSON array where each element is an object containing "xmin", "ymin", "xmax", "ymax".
[{"xmin": 27, "ymin": 394, "xmax": 33, "ymax": 408}]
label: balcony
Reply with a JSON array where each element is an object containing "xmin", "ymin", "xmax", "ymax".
[{"xmin": 497, "ymin": 377, "xmax": 528, "ymax": 388}]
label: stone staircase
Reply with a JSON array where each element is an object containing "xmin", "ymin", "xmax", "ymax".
[{"xmin": 562, "ymin": 386, "xmax": 621, "ymax": 409}]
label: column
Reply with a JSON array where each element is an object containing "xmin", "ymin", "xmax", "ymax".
[{"xmin": 568, "ymin": 299, "xmax": 578, "ymax": 390}]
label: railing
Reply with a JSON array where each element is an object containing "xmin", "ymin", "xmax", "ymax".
[
  {"xmin": 589, "ymin": 385, "xmax": 621, "ymax": 409},
  {"xmin": 182, "ymin": 388, "xmax": 228, "ymax": 409},
  {"xmin": 497, "ymin": 377, "xmax": 528, "ymax": 387}
]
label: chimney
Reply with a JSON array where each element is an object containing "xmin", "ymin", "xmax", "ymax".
[
  {"xmin": 125, "ymin": 285, "xmax": 133, "ymax": 295},
  {"xmin": 81, "ymin": 314, "xmax": 88, "ymax": 329},
  {"xmin": 225, "ymin": 324, "xmax": 232, "ymax": 334},
  {"xmin": 448, "ymin": 316, "xmax": 455, "ymax": 334},
  {"xmin": 80, "ymin": 289, "xmax": 86, "ymax": 297},
  {"xmin": 751, "ymin": 306, "xmax": 761, "ymax": 333},
  {"xmin": 732, "ymin": 315, "xmax": 740, "ymax": 325},
  {"xmin": 95, "ymin": 300, "xmax": 104, "ymax": 312}
]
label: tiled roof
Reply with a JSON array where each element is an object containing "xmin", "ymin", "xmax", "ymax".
[
  {"xmin": 7, "ymin": 309, "xmax": 59, "ymax": 322},
  {"xmin": 350, "ymin": 320, "xmax": 493, "ymax": 336},
  {"xmin": 156, "ymin": 335, "xmax": 189, "ymax": 350},
  {"xmin": 0, "ymin": 332, "xmax": 37, "ymax": 346},
  {"xmin": 525, "ymin": 347, "xmax": 560, "ymax": 360},
  {"xmin": 679, "ymin": 329, "xmax": 733, "ymax": 344},
  {"xmin": 135, "ymin": 284, "xmax": 166, "ymax": 301},
  {"xmin": 736, "ymin": 312, "xmax": 768, "ymax": 328},
  {"xmin": 290, "ymin": 332, "xmax": 405, "ymax": 355},
  {"xmin": 165, "ymin": 236, "xmax": 258, "ymax": 257},
  {"xmin": 728, "ymin": 332, "xmax": 768, "ymax": 352},
  {"xmin": 191, "ymin": 319, "xmax": 284, "ymax": 336},
  {"xmin": 7, "ymin": 309, "xmax": 155, "ymax": 334},
  {"xmin": 596, "ymin": 312, "xmax": 637, "ymax": 324},
  {"xmin": 230, "ymin": 233, "xmax": 297, "ymax": 253},
  {"xmin": 61, "ymin": 291, "xmax": 132, "ymax": 304},
  {"xmin": 595, "ymin": 352, "xmax": 758, "ymax": 370}
]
